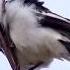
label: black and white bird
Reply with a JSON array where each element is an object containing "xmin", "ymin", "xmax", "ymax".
[{"xmin": 0, "ymin": 0, "xmax": 70, "ymax": 70}]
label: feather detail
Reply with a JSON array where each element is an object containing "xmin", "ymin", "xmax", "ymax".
[{"xmin": 3, "ymin": 0, "xmax": 70, "ymax": 69}]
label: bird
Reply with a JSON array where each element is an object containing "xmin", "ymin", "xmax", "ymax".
[{"xmin": 1, "ymin": 0, "xmax": 70, "ymax": 70}]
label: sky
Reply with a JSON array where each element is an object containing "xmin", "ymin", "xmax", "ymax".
[
  {"xmin": 40, "ymin": 59, "xmax": 70, "ymax": 70},
  {"xmin": 0, "ymin": 52, "xmax": 12, "ymax": 70},
  {"xmin": 40, "ymin": 0, "xmax": 70, "ymax": 19},
  {"xmin": 0, "ymin": 0, "xmax": 70, "ymax": 70}
]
